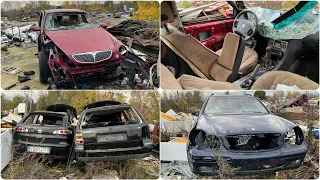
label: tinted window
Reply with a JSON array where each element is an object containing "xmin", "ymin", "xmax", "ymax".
[
  {"xmin": 81, "ymin": 107, "xmax": 142, "ymax": 129},
  {"xmin": 24, "ymin": 114, "xmax": 65, "ymax": 126},
  {"xmin": 204, "ymin": 97, "xmax": 269, "ymax": 114}
]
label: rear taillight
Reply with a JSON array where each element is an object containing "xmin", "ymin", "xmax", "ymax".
[
  {"xmin": 53, "ymin": 130, "xmax": 72, "ymax": 135},
  {"xmin": 75, "ymin": 132, "xmax": 84, "ymax": 145},
  {"xmin": 17, "ymin": 127, "xmax": 28, "ymax": 132}
]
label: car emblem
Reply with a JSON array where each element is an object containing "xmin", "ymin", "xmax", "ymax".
[
  {"xmin": 242, "ymin": 24, "xmax": 246, "ymax": 28},
  {"xmin": 252, "ymin": 128, "xmax": 255, "ymax": 130}
]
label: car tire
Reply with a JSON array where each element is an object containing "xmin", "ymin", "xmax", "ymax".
[{"xmin": 39, "ymin": 50, "xmax": 52, "ymax": 83}]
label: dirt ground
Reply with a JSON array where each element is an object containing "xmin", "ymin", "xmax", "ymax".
[
  {"xmin": 1, "ymin": 152, "xmax": 159, "ymax": 179},
  {"xmin": 1, "ymin": 45, "xmax": 48, "ymax": 90}
]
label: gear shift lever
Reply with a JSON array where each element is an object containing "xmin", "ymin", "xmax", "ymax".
[{"xmin": 241, "ymin": 64, "xmax": 261, "ymax": 89}]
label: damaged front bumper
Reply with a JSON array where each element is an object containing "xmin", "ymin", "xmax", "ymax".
[
  {"xmin": 75, "ymin": 138, "xmax": 153, "ymax": 162},
  {"xmin": 187, "ymin": 143, "xmax": 307, "ymax": 176}
]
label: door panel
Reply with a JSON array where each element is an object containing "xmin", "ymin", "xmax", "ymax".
[{"xmin": 183, "ymin": 19, "xmax": 234, "ymax": 51}]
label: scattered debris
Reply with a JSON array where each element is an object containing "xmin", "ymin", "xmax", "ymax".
[
  {"xmin": 2, "ymin": 66, "xmax": 22, "ymax": 74},
  {"xmin": 20, "ymin": 85, "xmax": 30, "ymax": 90},
  {"xmin": 18, "ymin": 75, "xmax": 31, "ymax": 83},
  {"xmin": 23, "ymin": 70, "xmax": 35, "ymax": 76},
  {"xmin": 179, "ymin": 2, "xmax": 231, "ymax": 24}
]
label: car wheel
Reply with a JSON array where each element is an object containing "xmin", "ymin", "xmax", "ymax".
[{"xmin": 39, "ymin": 50, "xmax": 52, "ymax": 83}]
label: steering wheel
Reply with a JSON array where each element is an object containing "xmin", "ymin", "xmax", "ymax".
[{"xmin": 232, "ymin": 10, "xmax": 258, "ymax": 41}]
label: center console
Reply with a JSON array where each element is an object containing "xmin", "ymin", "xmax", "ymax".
[{"xmin": 234, "ymin": 38, "xmax": 289, "ymax": 89}]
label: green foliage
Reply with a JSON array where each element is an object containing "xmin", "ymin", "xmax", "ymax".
[
  {"xmin": 254, "ymin": 91, "xmax": 266, "ymax": 100},
  {"xmin": 178, "ymin": 1, "xmax": 194, "ymax": 9},
  {"xmin": 129, "ymin": 91, "xmax": 159, "ymax": 123},
  {"xmin": 2, "ymin": 94, "xmax": 25, "ymax": 111},
  {"xmin": 161, "ymin": 91, "xmax": 204, "ymax": 113},
  {"xmin": 132, "ymin": 1, "xmax": 159, "ymax": 22},
  {"xmin": 2, "ymin": 91, "xmax": 158, "ymax": 125}
]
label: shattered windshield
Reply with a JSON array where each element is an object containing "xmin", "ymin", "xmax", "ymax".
[
  {"xmin": 245, "ymin": 1, "xmax": 319, "ymax": 39},
  {"xmin": 44, "ymin": 12, "xmax": 99, "ymax": 31},
  {"xmin": 204, "ymin": 97, "xmax": 269, "ymax": 115}
]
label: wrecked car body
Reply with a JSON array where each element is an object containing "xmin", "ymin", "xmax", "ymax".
[
  {"xmin": 31, "ymin": 9, "xmax": 158, "ymax": 89},
  {"xmin": 187, "ymin": 95, "xmax": 306, "ymax": 175},
  {"xmin": 14, "ymin": 104, "xmax": 76, "ymax": 159},
  {"xmin": 32, "ymin": 9, "xmax": 128, "ymax": 84},
  {"xmin": 160, "ymin": 1, "xmax": 319, "ymax": 90},
  {"xmin": 74, "ymin": 101, "xmax": 153, "ymax": 163}
]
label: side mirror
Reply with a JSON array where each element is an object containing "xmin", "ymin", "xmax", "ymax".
[
  {"xmin": 99, "ymin": 23, "xmax": 107, "ymax": 28},
  {"xmin": 31, "ymin": 25, "xmax": 40, "ymax": 31},
  {"xmin": 192, "ymin": 111, "xmax": 200, "ymax": 116}
]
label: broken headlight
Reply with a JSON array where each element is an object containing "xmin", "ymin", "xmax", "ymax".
[
  {"xmin": 285, "ymin": 129, "xmax": 296, "ymax": 146},
  {"xmin": 191, "ymin": 130, "xmax": 221, "ymax": 150},
  {"xmin": 285, "ymin": 127, "xmax": 304, "ymax": 146},
  {"xmin": 119, "ymin": 45, "xmax": 128, "ymax": 57}
]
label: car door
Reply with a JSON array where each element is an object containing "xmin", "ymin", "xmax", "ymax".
[{"xmin": 180, "ymin": 2, "xmax": 236, "ymax": 51}]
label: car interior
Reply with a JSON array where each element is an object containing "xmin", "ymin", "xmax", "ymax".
[
  {"xmin": 82, "ymin": 108, "xmax": 141, "ymax": 128},
  {"xmin": 160, "ymin": 1, "xmax": 319, "ymax": 90}
]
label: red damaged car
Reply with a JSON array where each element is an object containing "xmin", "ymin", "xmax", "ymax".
[{"xmin": 31, "ymin": 9, "xmax": 128, "ymax": 83}]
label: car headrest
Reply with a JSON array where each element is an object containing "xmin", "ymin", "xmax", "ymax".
[{"xmin": 161, "ymin": 2, "xmax": 175, "ymax": 26}]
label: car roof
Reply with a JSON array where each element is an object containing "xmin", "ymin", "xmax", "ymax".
[
  {"xmin": 29, "ymin": 111, "xmax": 68, "ymax": 116},
  {"xmin": 45, "ymin": 9, "xmax": 86, "ymax": 14},
  {"xmin": 209, "ymin": 94, "xmax": 255, "ymax": 98},
  {"xmin": 84, "ymin": 104, "xmax": 132, "ymax": 113},
  {"xmin": 83, "ymin": 101, "xmax": 122, "ymax": 110}
]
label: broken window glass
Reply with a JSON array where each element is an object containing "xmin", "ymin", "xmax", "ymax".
[{"xmin": 245, "ymin": 1, "xmax": 319, "ymax": 39}]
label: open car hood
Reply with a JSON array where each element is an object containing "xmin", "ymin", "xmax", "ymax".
[
  {"xmin": 46, "ymin": 104, "xmax": 77, "ymax": 116},
  {"xmin": 248, "ymin": 1, "xmax": 319, "ymax": 40}
]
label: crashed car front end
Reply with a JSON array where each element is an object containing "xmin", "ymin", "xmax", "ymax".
[
  {"xmin": 44, "ymin": 33, "xmax": 128, "ymax": 81},
  {"xmin": 187, "ymin": 116, "xmax": 307, "ymax": 176}
]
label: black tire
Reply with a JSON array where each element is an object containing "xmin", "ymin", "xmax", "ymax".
[{"xmin": 39, "ymin": 50, "xmax": 52, "ymax": 83}]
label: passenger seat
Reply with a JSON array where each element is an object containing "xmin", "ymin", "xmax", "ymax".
[{"xmin": 160, "ymin": 64, "xmax": 240, "ymax": 90}]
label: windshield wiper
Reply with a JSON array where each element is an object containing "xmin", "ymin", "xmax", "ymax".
[{"xmin": 242, "ymin": 111, "xmax": 266, "ymax": 114}]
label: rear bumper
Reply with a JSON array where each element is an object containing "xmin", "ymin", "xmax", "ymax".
[
  {"xmin": 15, "ymin": 141, "xmax": 71, "ymax": 159},
  {"xmin": 75, "ymin": 139, "xmax": 153, "ymax": 162},
  {"xmin": 187, "ymin": 144, "xmax": 307, "ymax": 176},
  {"xmin": 77, "ymin": 153, "xmax": 150, "ymax": 162}
]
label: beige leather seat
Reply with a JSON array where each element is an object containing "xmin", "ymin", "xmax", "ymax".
[
  {"xmin": 251, "ymin": 71, "xmax": 319, "ymax": 90},
  {"xmin": 162, "ymin": 26, "xmax": 245, "ymax": 82},
  {"xmin": 161, "ymin": 63, "xmax": 319, "ymax": 90},
  {"xmin": 161, "ymin": 64, "xmax": 240, "ymax": 90},
  {"xmin": 216, "ymin": 47, "xmax": 258, "ymax": 74},
  {"xmin": 161, "ymin": 1, "xmax": 258, "ymax": 79}
]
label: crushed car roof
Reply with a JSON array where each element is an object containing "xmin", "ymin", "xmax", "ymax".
[
  {"xmin": 83, "ymin": 101, "xmax": 122, "ymax": 110},
  {"xmin": 29, "ymin": 111, "xmax": 68, "ymax": 115},
  {"xmin": 46, "ymin": 104, "xmax": 77, "ymax": 116},
  {"xmin": 45, "ymin": 9, "xmax": 86, "ymax": 13}
]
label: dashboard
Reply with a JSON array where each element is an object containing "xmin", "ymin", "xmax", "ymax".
[{"xmin": 268, "ymin": 39, "xmax": 288, "ymax": 57}]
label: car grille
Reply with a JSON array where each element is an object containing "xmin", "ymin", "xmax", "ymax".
[
  {"xmin": 72, "ymin": 50, "xmax": 112, "ymax": 63},
  {"xmin": 226, "ymin": 133, "xmax": 281, "ymax": 151}
]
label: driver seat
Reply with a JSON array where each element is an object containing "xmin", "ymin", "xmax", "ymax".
[{"xmin": 161, "ymin": 1, "xmax": 258, "ymax": 78}]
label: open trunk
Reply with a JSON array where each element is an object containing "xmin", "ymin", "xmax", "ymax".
[{"xmin": 80, "ymin": 106, "xmax": 150, "ymax": 151}]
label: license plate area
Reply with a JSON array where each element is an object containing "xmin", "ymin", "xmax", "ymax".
[
  {"xmin": 27, "ymin": 146, "xmax": 50, "ymax": 154},
  {"xmin": 97, "ymin": 134, "xmax": 127, "ymax": 142}
]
